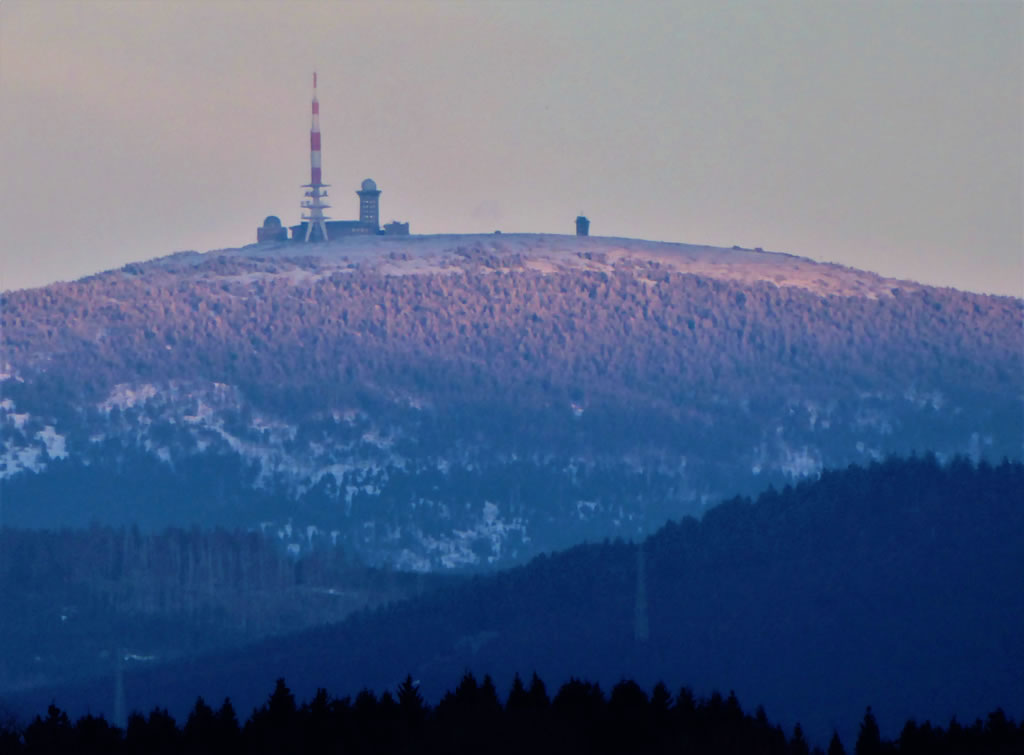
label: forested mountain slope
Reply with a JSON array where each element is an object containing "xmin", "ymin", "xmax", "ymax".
[
  {"xmin": 0, "ymin": 527, "xmax": 447, "ymax": 696},
  {"xmin": 2, "ymin": 234, "xmax": 1021, "ymax": 567},
  {"xmin": 11, "ymin": 457, "xmax": 1022, "ymax": 745}
]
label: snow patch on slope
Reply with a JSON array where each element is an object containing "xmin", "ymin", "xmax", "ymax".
[
  {"xmin": 100, "ymin": 383, "xmax": 160, "ymax": 412},
  {"xmin": 36, "ymin": 426, "xmax": 67, "ymax": 460},
  {"xmin": 394, "ymin": 500, "xmax": 529, "ymax": 572},
  {"xmin": 0, "ymin": 399, "xmax": 67, "ymax": 476},
  {"xmin": 92, "ymin": 380, "xmax": 410, "ymax": 495}
]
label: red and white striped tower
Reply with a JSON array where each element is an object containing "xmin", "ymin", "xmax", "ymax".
[{"xmin": 302, "ymin": 72, "xmax": 330, "ymax": 242}]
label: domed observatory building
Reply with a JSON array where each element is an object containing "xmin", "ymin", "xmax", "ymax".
[
  {"xmin": 257, "ymin": 215, "xmax": 288, "ymax": 243},
  {"xmin": 357, "ymin": 178, "xmax": 381, "ymax": 231},
  {"xmin": 259, "ymin": 178, "xmax": 410, "ymax": 242}
]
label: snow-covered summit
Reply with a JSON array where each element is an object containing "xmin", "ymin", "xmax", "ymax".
[{"xmin": 142, "ymin": 233, "xmax": 921, "ymax": 300}]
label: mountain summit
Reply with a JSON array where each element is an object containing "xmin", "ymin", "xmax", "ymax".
[{"xmin": 2, "ymin": 234, "xmax": 1021, "ymax": 568}]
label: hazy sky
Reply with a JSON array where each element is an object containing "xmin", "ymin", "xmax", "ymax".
[{"xmin": 1, "ymin": 1, "xmax": 1020, "ymax": 296}]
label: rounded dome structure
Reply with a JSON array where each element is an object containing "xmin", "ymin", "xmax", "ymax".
[
  {"xmin": 257, "ymin": 215, "xmax": 288, "ymax": 243},
  {"xmin": 361, "ymin": 178, "xmax": 377, "ymax": 191}
]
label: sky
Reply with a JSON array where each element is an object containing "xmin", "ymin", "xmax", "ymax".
[{"xmin": 1, "ymin": 0, "xmax": 1020, "ymax": 296}]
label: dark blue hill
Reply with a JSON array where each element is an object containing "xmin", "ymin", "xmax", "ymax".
[{"xmin": 7, "ymin": 456, "xmax": 1022, "ymax": 745}]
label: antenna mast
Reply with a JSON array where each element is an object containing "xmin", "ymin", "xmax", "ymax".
[{"xmin": 302, "ymin": 72, "xmax": 330, "ymax": 241}]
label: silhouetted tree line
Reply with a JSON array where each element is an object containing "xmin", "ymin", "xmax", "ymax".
[{"xmin": 1, "ymin": 673, "xmax": 1020, "ymax": 755}]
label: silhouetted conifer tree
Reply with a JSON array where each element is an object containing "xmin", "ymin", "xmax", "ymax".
[
  {"xmin": 300, "ymin": 688, "xmax": 334, "ymax": 753},
  {"xmin": 67, "ymin": 713, "xmax": 119, "ymax": 755},
  {"xmin": 608, "ymin": 680, "xmax": 652, "ymax": 753},
  {"xmin": 183, "ymin": 696, "xmax": 215, "ymax": 753},
  {"xmin": 245, "ymin": 679, "xmax": 296, "ymax": 754},
  {"xmin": 23, "ymin": 704, "xmax": 74, "ymax": 754},
  {"xmin": 553, "ymin": 678, "xmax": 606, "ymax": 722},
  {"xmin": 827, "ymin": 729, "xmax": 847, "ymax": 755},
  {"xmin": 396, "ymin": 675, "xmax": 426, "ymax": 723},
  {"xmin": 505, "ymin": 673, "xmax": 529, "ymax": 713},
  {"xmin": 0, "ymin": 717, "xmax": 22, "ymax": 755},
  {"xmin": 855, "ymin": 707, "xmax": 881, "ymax": 755},
  {"xmin": 790, "ymin": 723, "xmax": 810, "ymax": 755},
  {"xmin": 125, "ymin": 708, "xmax": 177, "ymax": 755},
  {"xmin": 650, "ymin": 681, "xmax": 672, "ymax": 715},
  {"xmin": 478, "ymin": 675, "xmax": 502, "ymax": 717},
  {"xmin": 985, "ymin": 708, "xmax": 1012, "ymax": 747},
  {"xmin": 350, "ymin": 688, "xmax": 379, "ymax": 753},
  {"xmin": 527, "ymin": 672, "xmax": 550, "ymax": 711},
  {"xmin": 213, "ymin": 697, "xmax": 239, "ymax": 748}
]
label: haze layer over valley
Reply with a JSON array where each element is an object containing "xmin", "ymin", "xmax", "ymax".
[{"xmin": 2, "ymin": 233, "xmax": 1021, "ymax": 570}]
